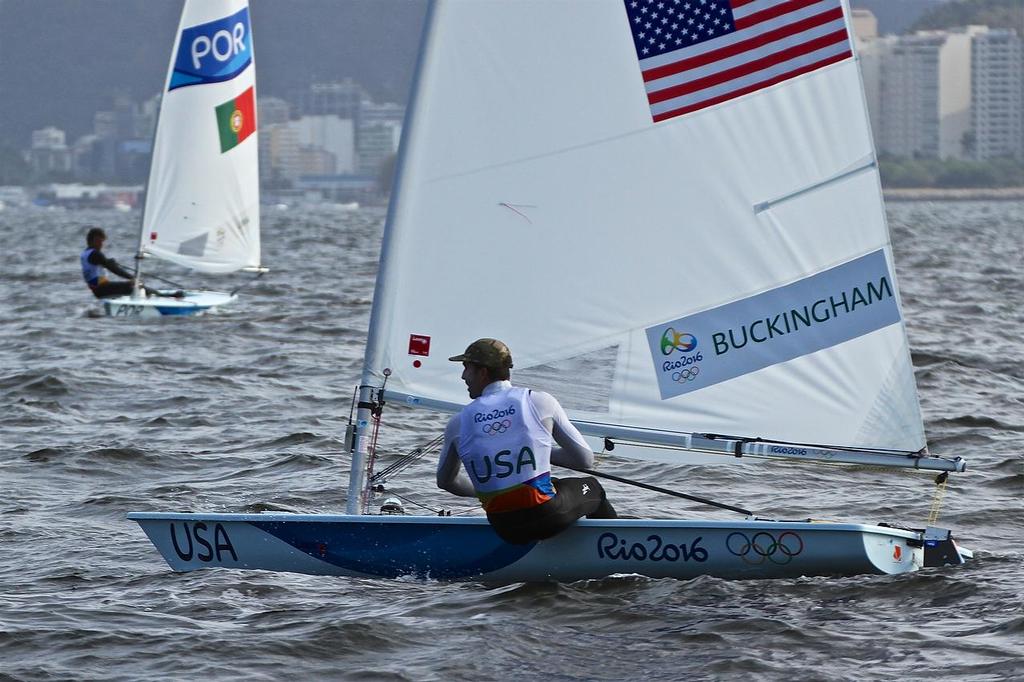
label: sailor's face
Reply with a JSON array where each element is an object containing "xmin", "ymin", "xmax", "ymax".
[{"xmin": 461, "ymin": 362, "xmax": 490, "ymax": 399}]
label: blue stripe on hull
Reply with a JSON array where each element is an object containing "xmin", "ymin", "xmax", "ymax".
[
  {"xmin": 249, "ymin": 519, "xmax": 535, "ymax": 579},
  {"xmin": 156, "ymin": 305, "xmax": 209, "ymax": 316}
]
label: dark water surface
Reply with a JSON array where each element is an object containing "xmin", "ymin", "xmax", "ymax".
[{"xmin": 1, "ymin": 201, "xmax": 1022, "ymax": 681}]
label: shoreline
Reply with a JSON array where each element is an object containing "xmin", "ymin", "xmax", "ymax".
[{"xmin": 883, "ymin": 187, "xmax": 1024, "ymax": 201}]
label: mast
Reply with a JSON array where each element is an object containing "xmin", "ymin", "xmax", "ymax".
[
  {"xmin": 132, "ymin": 0, "xmax": 188, "ymax": 297},
  {"xmin": 346, "ymin": 0, "xmax": 439, "ymax": 514}
]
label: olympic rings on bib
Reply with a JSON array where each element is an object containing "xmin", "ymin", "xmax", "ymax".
[{"xmin": 482, "ymin": 419, "xmax": 512, "ymax": 435}]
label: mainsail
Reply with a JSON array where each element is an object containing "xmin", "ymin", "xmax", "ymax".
[
  {"xmin": 363, "ymin": 0, "xmax": 925, "ymax": 459},
  {"xmin": 138, "ymin": 0, "xmax": 262, "ymax": 274}
]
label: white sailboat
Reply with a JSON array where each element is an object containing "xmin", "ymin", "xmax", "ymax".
[
  {"xmin": 100, "ymin": 0, "xmax": 265, "ymax": 318},
  {"xmin": 130, "ymin": 0, "xmax": 971, "ymax": 579}
]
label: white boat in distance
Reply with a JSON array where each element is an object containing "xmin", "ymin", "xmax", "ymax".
[
  {"xmin": 101, "ymin": 0, "xmax": 266, "ymax": 318},
  {"xmin": 131, "ymin": 0, "xmax": 970, "ymax": 580}
]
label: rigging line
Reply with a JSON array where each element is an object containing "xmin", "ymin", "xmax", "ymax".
[
  {"xmin": 370, "ymin": 435, "xmax": 445, "ymax": 483},
  {"xmin": 928, "ymin": 472, "xmax": 950, "ymax": 525},
  {"xmin": 230, "ymin": 269, "xmax": 266, "ymax": 296},
  {"xmin": 123, "ymin": 266, "xmax": 187, "ymax": 290},
  {"xmin": 376, "ymin": 489, "xmax": 452, "ymax": 516},
  {"xmin": 362, "ymin": 373, "xmax": 391, "ymax": 514},
  {"xmin": 564, "ymin": 465, "xmax": 753, "ymax": 516}
]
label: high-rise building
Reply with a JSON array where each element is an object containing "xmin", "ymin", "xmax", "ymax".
[
  {"xmin": 854, "ymin": 34, "xmax": 898, "ymax": 144},
  {"xmin": 878, "ymin": 27, "xmax": 987, "ymax": 159},
  {"xmin": 293, "ymin": 80, "xmax": 367, "ymax": 121},
  {"xmin": 970, "ymin": 29, "xmax": 1023, "ymax": 160},
  {"xmin": 259, "ymin": 124, "xmax": 301, "ymax": 182},
  {"xmin": 289, "ymin": 115, "xmax": 355, "ymax": 174},
  {"xmin": 29, "ymin": 126, "xmax": 72, "ymax": 176},
  {"xmin": 356, "ymin": 121, "xmax": 402, "ymax": 177},
  {"xmin": 258, "ymin": 96, "xmax": 291, "ymax": 126},
  {"xmin": 356, "ymin": 101, "xmax": 404, "ymax": 177},
  {"xmin": 851, "ymin": 9, "xmax": 878, "ymax": 42}
]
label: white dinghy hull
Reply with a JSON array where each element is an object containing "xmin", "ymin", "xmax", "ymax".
[
  {"xmin": 128, "ymin": 513, "xmax": 968, "ymax": 582},
  {"xmin": 98, "ymin": 291, "xmax": 237, "ymax": 318}
]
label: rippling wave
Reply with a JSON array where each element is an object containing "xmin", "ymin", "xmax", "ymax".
[{"xmin": 1, "ymin": 202, "xmax": 1022, "ymax": 680}]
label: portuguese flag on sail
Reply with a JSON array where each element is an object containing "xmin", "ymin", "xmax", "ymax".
[{"xmin": 215, "ymin": 86, "xmax": 256, "ymax": 153}]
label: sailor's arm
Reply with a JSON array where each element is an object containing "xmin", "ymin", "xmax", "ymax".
[
  {"xmin": 531, "ymin": 391, "xmax": 595, "ymax": 469},
  {"xmin": 89, "ymin": 249, "xmax": 134, "ymax": 280},
  {"xmin": 436, "ymin": 414, "xmax": 476, "ymax": 497}
]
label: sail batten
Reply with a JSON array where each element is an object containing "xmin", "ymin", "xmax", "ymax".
[{"xmin": 361, "ymin": 0, "xmax": 927, "ymax": 467}]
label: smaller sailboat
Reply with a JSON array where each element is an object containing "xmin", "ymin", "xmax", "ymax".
[{"xmin": 100, "ymin": 0, "xmax": 265, "ymax": 318}]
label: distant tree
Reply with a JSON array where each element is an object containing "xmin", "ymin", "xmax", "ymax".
[
  {"xmin": 935, "ymin": 159, "xmax": 997, "ymax": 187},
  {"xmin": 910, "ymin": 0, "xmax": 1024, "ymax": 32},
  {"xmin": 960, "ymin": 130, "xmax": 977, "ymax": 158},
  {"xmin": 0, "ymin": 144, "xmax": 30, "ymax": 185},
  {"xmin": 880, "ymin": 155, "xmax": 1024, "ymax": 188}
]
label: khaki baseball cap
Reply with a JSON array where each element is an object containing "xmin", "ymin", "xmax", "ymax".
[{"xmin": 448, "ymin": 338, "xmax": 513, "ymax": 369}]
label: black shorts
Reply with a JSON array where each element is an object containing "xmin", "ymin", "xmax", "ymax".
[
  {"xmin": 486, "ymin": 476, "xmax": 616, "ymax": 545},
  {"xmin": 90, "ymin": 281, "xmax": 134, "ymax": 299}
]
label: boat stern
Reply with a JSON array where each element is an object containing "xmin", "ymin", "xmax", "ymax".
[{"xmin": 922, "ymin": 526, "xmax": 971, "ymax": 568}]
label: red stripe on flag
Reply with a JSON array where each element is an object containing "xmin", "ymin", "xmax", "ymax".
[
  {"xmin": 651, "ymin": 49, "xmax": 852, "ymax": 122},
  {"xmin": 734, "ymin": 0, "xmax": 826, "ymax": 31},
  {"xmin": 729, "ymin": 0, "xmax": 758, "ymax": 7},
  {"xmin": 642, "ymin": 7, "xmax": 845, "ymax": 83},
  {"xmin": 647, "ymin": 29, "xmax": 850, "ymax": 105}
]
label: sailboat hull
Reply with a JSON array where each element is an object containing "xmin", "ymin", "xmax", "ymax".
[
  {"xmin": 127, "ymin": 513, "xmax": 966, "ymax": 582},
  {"xmin": 98, "ymin": 291, "xmax": 237, "ymax": 318}
]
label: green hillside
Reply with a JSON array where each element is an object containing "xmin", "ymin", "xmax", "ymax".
[{"xmin": 911, "ymin": 0, "xmax": 1024, "ymax": 32}]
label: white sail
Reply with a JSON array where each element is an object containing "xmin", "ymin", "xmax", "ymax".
[
  {"xmin": 139, "ymin": 0, "xmax": 261, "ymax": 274},
  {"xmin": 365, "ymin": 0, "xmax": 925, "ymax": 454}
]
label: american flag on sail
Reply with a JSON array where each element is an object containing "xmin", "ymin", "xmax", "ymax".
[{"xmin": 623, "ymin": 0, "xmax": 854, "ymax": 122}]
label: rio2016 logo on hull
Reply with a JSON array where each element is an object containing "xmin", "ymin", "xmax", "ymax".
[{"xmin": 170, "ymin": 7, "xmax": 253, "ymax": 90}]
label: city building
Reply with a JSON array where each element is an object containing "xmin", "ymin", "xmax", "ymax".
[
  {"xmin": 854, "ymin": 33, "xmax": 898, "ymax": 144},
  {"xmin": 28, "ymin": 126, "xmax": 72, "ymax": 177},
  {"xmin": 259, "ymin": 124, "xmax": 301, "ymax": 183},
  {"xmin": 293, "ymin": 80, "xmax": 367, "ymax": 121},
  {"xmin": 290, "ymin": 115, "xmax": 356, "ymax": 174},
  {"xmin": 258, "ymin": 96, "xmax": 291, "ymax": 126},
  {"xmin": 878, "ymin": 27, "xmax": 987, "ymax": 159},
  {"xmin": 851, "ymin": 9, "xmax": 878, "ymax": 41},
  {"xmin": 356, "ymin": 121, "xmax": 402, "ymax": 177},
  {"xmin": 356, "ymin": 101, "xmax": 404, "ymax": 177},
  {"xmin": 970, "ymin": 29, "xmax": 1023, "ymax": 160}
]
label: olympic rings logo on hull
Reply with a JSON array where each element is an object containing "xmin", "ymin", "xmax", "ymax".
[
  {"xmin": 660, "ymin": 327, "xmax": 698, "ymax": 356},
  {"xmin": 726, "ymin": 531, "xmax": 804, "ymax": 565},
  {"xmin": 482, "ymin": 419, "xmax": 511, "ymax": 435}
]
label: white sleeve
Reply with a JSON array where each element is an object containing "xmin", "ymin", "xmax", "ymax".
[
  {"xmin": 436, "ymin": 413, "xmax": 477, "ymax": 497},
  {"xmin": 530, "ymin": 390, "xmax": 594, "ymax": 469}
]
